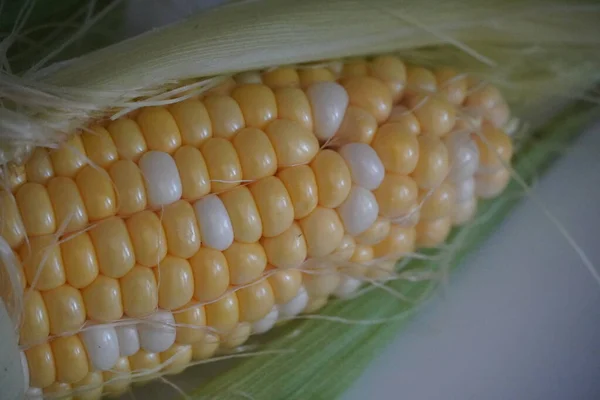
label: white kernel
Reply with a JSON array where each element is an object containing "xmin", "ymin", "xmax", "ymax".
[
  {"xmin": 80, "ymin": 325, "xmax": 120, "ymax": 371},
  {"xmin": 333, "ymin": 276, "xmax": 362, "ymax": 298},
  {"xmin": 138, "ymin": 311, "xmax": 176, "ymax": 353},
  {"xmin": 337, "ymin": 186, "xmax": 379, "ymax": 236},
  {"xmin": 115, "ymin": 324, "xmax": 140, "ymax": 357},
  {"xmin": 306, "ymin": 81, "xmax": 349, "ymax": 141},
  {"xmin": 339, "ymin": 143, "xmax": 385, "ymax": 190},
  {"xmin": 193, "ymin": 194, "xmax": 234, "ymax": 251},
  {"xmin": 454, "ymin": 177, "xmax": 475, "ymax": 203},
  {"xmin": 444, "ymin": 131, "xmax": 479, "ymax": 181},
  {"xmin": 279, "ymin": 286, "xmax": 309, "ymax": 318},
  {"xmin": 452, "ymin": 197, "xmax": 477, "ymax": 225},
  {"xmin": 139, "ymin": 151, "xmax": 182, "ymax": 207},
  {"xmin": 251, "ymin": 306, "xmax": 279, "ymax": 334}
]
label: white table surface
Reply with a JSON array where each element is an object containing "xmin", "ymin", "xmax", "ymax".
[{"xmin": 344, "ymin": 120, "xmax": 600, "ymax": 400}]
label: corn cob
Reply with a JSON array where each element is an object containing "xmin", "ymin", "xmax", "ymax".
[{"xmin": 0, "ymin": 55, "xmax": 514, "ymax": 399}]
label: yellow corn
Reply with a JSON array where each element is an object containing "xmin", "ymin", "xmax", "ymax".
[{"xmin": 0, "ymin": 55, "xmax": 514, "ymax": 398}]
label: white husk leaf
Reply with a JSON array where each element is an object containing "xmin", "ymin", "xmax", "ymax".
[{"xmin": 0, "ymin": 0, "xmax": 599, "ymax": 163}]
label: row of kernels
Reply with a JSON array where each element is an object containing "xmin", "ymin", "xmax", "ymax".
[
  {"xmin": 26, "ymin": 335, "xmax": 204, "ymax": 397},
  {"xmin": 30, "ymin": 301, "xmax": 331, "ymax": 400},
  {"xmin": 19, "ymin": 234, "xmax": 296, "ymax": 342},
  {"xmin": 3, "ymin": 67, "xmax": 409, "ymax": 251},
  {"xmin": 18, "ymin": 77, "xmax": 338, "ymax": 190},
  {"xmin": 26, "ymin": 334, "xmax": 102, "ymax": 389},
  {"xmin": 19, "ymin": 278, "xmax": 128, "ymax": 344},
  {"xmin": 257, "ymin": 59, "xmax": 402, "ymax": 141},
  {"xmin": 164, "ymin": 67, "xmax": 478, "ymax": 209},
  {"xmin": 2, "ymin": 86, "xmax": 297, "ymax": 246},
  {"xmin": 9, "ymin": 165, "xmax": 116, "ymax": 240},
  {"xmin": 155, "ymin": 271, "xmax": 302, "ymax": 345},
  {"xmin": 286, "ymin": 223, "xmax": 419, "ymax": 303},
  {"xmin": 443, "ymin": 127, "xmax": 480, "ymax": 228},
  {"xmin": 24, "ymin": 276, "xmax": 279, "ymax": 384},
  {"xmin": 390, "ymin": 64, "xmax": 510, "ymax": 237},
  {"xmin": 312, "ymin": 220, "xmax": 451, "ymax": 298},
  {"xmin": 302, "ymin": 224, "xmax": 416, "ymax": 298},
  {"xmin": 1, "ymin": 113, "xmax": 330, "ymax": 252}
]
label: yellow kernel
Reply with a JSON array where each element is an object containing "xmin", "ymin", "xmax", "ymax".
[
  {"xmin": 50, "ymin": 135, "xmax": 87, "ymax": 178},
  {"xmin": 232, "ymin": 127, "xmax": 278, "ymax": 180},
  {"xmin": 169, "ymin": 99, "xmax": 212, "ymax": 147},
  {"xmin": 310, "ymin": 150, "xmax": 351, "ymax": 208},
  {"xmin": 16, "ymin": 183, "xmax": 56, "ymax": 236},
  {"xmin": 81, "ymin": 125, "xmax": 118, "ymax": 168},
  {"xmin": 373, "ymin": 174, "xmax": 418, "ymax": 219},
  {"xmin": 203, "ymin": 95, "xmax": 245, "ymax": 139},
  {"xmin": 201, "ymin": 137, "xmax": 243, "ymax": 192},
  {"xmin": 265, "ymin": 119, "xmax": 319, "ymax": 166},
  {"xmin": 220, "ymin": 186, "xmax": 263, "ymax": 243},
  {"xmin": 107, "ymin": 118, "xmax": 147, "ymax": 161},
  {"xmin": 373, "ymin": 225, "xmax": 416, "ymax": 259},
  {"xmin": 75, "ymin": 166, "xmax": 116, "ymax": 221},
  {"xmin": 81, "ymin": 275, "xmax": 123, "ymax": 322},
  {"xmin": 120, "ymin": 265, "xmax": 158, "ymax": 317},
  {"xmin": 268, "ymin": 269, "xmax": 302, "ymax": 304},
  {"xmin": 223, "ymin": 241, "xmax": 267, "ymax": 285},
  {"xmin": 263, "ymin": 67, "xmax": 300, "ymax": 88},
  {"xmin": 136, "ymin": 107, "xmax": 182, "ymax": 153},
  {"xmin": 370, "ymin": 55, "xmax": 407, "ymax": 102},
  {"xmin": 273, "ymin": 87, "xmax": 313, "ymax": 131},
  {"xmin": 155, "ymin": 256, "xmax": 194, "ymax": 310},
  {"xmin": 335, "ymin": 106, "xmax": 378, "ymax": 144},
  {"xmin": 416, "ymin": 217, "xmax": 452, "ymax": 248},
  {"xmin": 277, "ymin": 165, "xmax": 318, "ymax": 219},
  {"xmin": 249, "ymin": 176, "xmax": 294, "ymax": 238},
  {"xmin": 298, "ymin": 67, "xmax": 335, "ymax": 87},
  {"xmin": 411, "ymin": 135, "xmax": 449, "ymax": 189},
  {"xmin": 236, "ymin": 280, "xmax": 275, "ymax": 322},
  {"xmin": 51, "ymin": 335, "xmax": 89, "ymax": 384},
  {"xmin": 418, "ymin": 182, "xmax": 456, "ymax": 221},
  {"xmin": 261, "ymin": 222, "xmax": 307, "ymax": 269},
  {"xmin": 189, "ymin": 247, "xmax": 230, "ymax": 302},
  {"xmin": 343, "ymin": 76, "xmax": 393, "ymax": 123},
  {"xmin": 299, "ymin": 207, "xmax": 345, "ymax": 258},
  {"xmin": 372, "ymin": 123, "xmax": 420, "ymax": 174},
  {"xmin": 231, "ymin": 84, "xmax": 278, "ymax": 129},
  {"xmin": 42, "ymin": 284, "xmax": 86, "ymax": 335}
]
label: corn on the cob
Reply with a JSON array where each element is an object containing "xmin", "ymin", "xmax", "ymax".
[{"xmin": 0, "ymin": 55, "xmax": 514, "ymax": 399}]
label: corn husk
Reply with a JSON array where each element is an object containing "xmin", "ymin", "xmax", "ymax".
[{"xmin": 1, "ymin": 0, "xmax": 599, "ymax": 162}]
